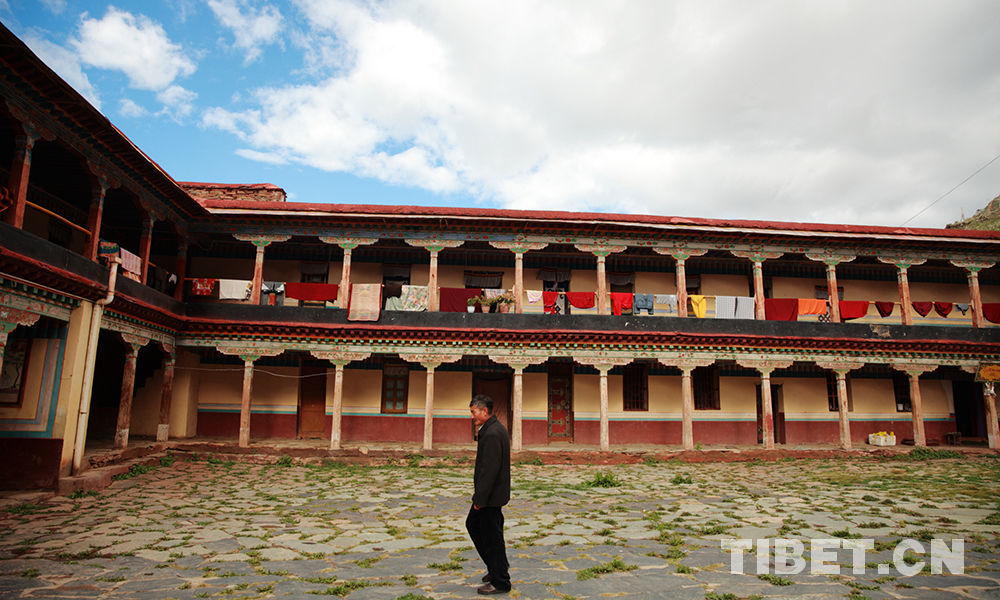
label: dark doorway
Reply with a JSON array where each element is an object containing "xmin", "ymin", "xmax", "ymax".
[
  {"xmin": 547, "ymin": 362, "xmax": 574, "ymax": 441},
  {"xmin": 473, "ymin": 372, "xmax": 512, "ymax": 437},
  {"xmin": 756, "ymin": 383, "xmax": 785, "ymax": 444},
  {"xmin": 298, "ymin": 362, "xmax": 327, "ymax": 438},
  {"xmin": 86, "ymin": 331, "xmax": 126, "ymax": 445},
  {"xmin": 953, "ymin": 381, "xmax": 986, "ymax": 441}
]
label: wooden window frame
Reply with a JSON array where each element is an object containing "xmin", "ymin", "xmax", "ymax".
[
  {"xmin": 622, "ymin": 363, "xmax": 648, "ymax": 411},
  {"xmin": 381, "ymin": 362, "xmax": 409, "ymax": 414},
  {"xmin": 693, "ymin": 365, "xmax": 720, "ymax": 410}
]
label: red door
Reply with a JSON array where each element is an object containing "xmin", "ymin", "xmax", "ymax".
[
  {"xmin": 547, "ymin": 363, "xmax": 574, "ymax": 441},
  {"xmin": 298, "ymin": 363, "xmax": 327, "ymax": 438}
]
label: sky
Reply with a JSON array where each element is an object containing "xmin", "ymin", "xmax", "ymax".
[{"xmin": 2, "ymin": 0, "xmax": 999, "ymax": 228}]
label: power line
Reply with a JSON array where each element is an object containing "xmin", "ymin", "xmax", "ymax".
[{"xmin": 901, "ymin": 150, "xmax": 1000, "ymax": 227}]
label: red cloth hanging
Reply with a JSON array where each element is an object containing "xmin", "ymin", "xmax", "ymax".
[
  {"xmin": 933, "ymin": 302, "xmax": 953, "ymax": 318},
  {"xmin": 284, "ymin": 282, "xmax": 339, "ymax": 301},
  {"xmin": 190, "ymin": 278, "xmax": 217, "ymax": 296},
  {"xmin": 838, "ymin": 300, "xmax": 870, "ymax": 321},
  {"xmin": 875, "ymin": 301, "xmax": 895, "ymax": 317},
  {"xmin": 982, "ymin": 303, "xmax": 1000, "ymax": 324},
  {"xmin": 542, "ymin": 291, "xmax": 560, "ymax": 314},
  {"xmin": 610, "ymin": 292, "xmax": 633, "ymax": 316},
  {"xmin": 565, "ymin": 292, "xmax": 596, "ymax": 309},
  {"xmin": 764, "ymin": 298, "xmax": 799, "ymax": 321},
  {"xmin": 439, "ymin": 287, "xmax": 483, "ymax": 312},
  {"xmin": 911, "ymin": 301, "xmax": 933, "ymax": 317}
]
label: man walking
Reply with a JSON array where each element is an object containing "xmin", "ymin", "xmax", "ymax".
[{"xmin": 466, "ymin": 394, "xmax": 512, "ymax": 595}]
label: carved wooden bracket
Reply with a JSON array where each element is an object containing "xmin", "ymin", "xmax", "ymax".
[
  {"xmin": 405, "ymin": 239, "xmax": 465, "ymax": 253},
  {"xmin": 489, "ymin": 241, "xmax": 549, "ymax": 254},
  {"xmin": 311, "ymin": 350, "xmax": 372, "ymax": 368},
  {"xmin": 233, "ymin": 234, "xmax": 292, "ymax": 248},
  {"xmin": 319, "ymin": 237, "xmax": 377, "ymax": 251}
]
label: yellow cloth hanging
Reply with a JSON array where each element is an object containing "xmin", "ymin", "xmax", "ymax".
[{"xmin": 689, "ymin": 295, "xmax": 707, "ymax": 318}]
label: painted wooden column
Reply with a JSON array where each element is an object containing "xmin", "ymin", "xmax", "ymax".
[
  {"xmin": 174, "ymin": 239, "xmax": 188, "ymax": 301},
  {"xmin": 490, "ymin": 353, "xmax": 547, "ymax": 451},
  {"xmin": 138, "ymin": 213, "xmax": 155, "ymax": 284},
  {"xmin": 84, "ymin": 176, "xmax": 110, "ymax": 261},
  {"xmin": 961, "ymin": 365, "xmax": 1000, "ymax": 449},
  {"xmin": 576, "ymin": 355, "xmax": 632, "ymax": 450},
  {"xmin": 737, "ymin": 358, "xmax": 793, "ymax": 449},
  {"xmin": 950, "ymin": 260, "xmax": 995, "ymax": 328},
  {"xmin": 156, "ymin": 347, "xmax": 176, "ymax": 442},
  {"xmin": 218, "ymin": 346, "xmax": 284, "ymax": 447},
  {"xmin": 3, "ymin": 127, "xmax": 38, "ymax": 228},
  {"xmin": 659, "ymin": 357, "xmax": 715, "ymax": 449},
  {"xmin": 891, "ymin": 363, "xmax": 935, "ymax": 447},
  {"xmin": 575, "ymin": 243, "xmax": 627, "ymax": 315},
  {"xmin": 732, "ymin": 250, "xmax": 784, "ymax": 320},
  {"xmin": 816, "ymin": 361, "xmax": 865, "ymax": 449},
  {"xmin": 234, "ymin": 234, "xmax": 291, "ymax": 304},
  {"xmin": 805, "ymin": 253, "xmax": 857, "ymax": 323},
  {"xmin": 405, "ymin": 239, "xmax": 465, "ymax": 312},
  {"xmin": 489, "ymin": 241, "xmax": 548, "ymax": 314},
  {"xmin": 311, "ymin": 351, "xmax": 371, "ymax": 450},
  {"xmin": 878, "ymin": 257, "xmax": 926, "ymax": 326},
  {"xmin": 654, "ymin": 247, "xmax": 708, "ymax": 318},
  {"xmin": 319, "ymin": 237, "xmax": 377, "ymax": 309},
  {"xmin": 114, "ymin": 333, "xmax": 150, "ymax": 449},
  {"xmin": 0, "ymin": 307, "xmax": 41, "ymax": 374},
  {"xmin": 404, "ymin": 353, "xmax": 461, "ymax": 450}
]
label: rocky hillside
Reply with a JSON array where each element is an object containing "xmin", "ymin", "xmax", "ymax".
[{"xmin": 948, "ymin": 194, "xmax": 1000, "ymax": 231}]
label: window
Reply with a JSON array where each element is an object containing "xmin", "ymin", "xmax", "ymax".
[
  {"xmin": 623, "ymin": 363, "xmax": 648, "ymax": 411},
  {"xmin": 693, "ymin": 365, "xmax": 720, "ymax": 410},
  {"xmin": 892, "ymin": 372, "xmax": 911, "ymax": 412},
  {"xmin": 826, "ymin": 372, "xmax": 853, "ymax": 412},
  {"xmin": 381, "ymin": 362, "xmax": 409, "ymax": 413}
]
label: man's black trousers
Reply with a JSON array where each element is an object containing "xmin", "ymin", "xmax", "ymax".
[{"xmin": 466, "ymin": 505, "xmax": 510, "ymax": 590}]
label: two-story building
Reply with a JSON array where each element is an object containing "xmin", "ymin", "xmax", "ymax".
[{"xmin": 2, "ymin": 23, "xmax": 999, "ymax": 489}]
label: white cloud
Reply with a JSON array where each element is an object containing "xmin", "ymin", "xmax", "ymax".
[
  {"xmin": 40, "ymin": 0, "xmax": 66, "ymax": 14},
  {"xmin": 119, "ymin": 98, "xmax": 147, "ymax": 118},
  {"xmin": 204, "ymin": 0, "xmax": 1000, "ymax": 226},
  {"xmin": 21, "ymin": 32, "xmax": 101, "ymax": 110},
  {"xmin": 206, "ymin": 0, "xmax": 283, "ymax": 64},
  {"xmin": 71, "ymin": 7, "xmax": 196, "ymax": 91},
  {"xmin": 156, "ymin": 85, "xmax": 198, "ymax": 120}
]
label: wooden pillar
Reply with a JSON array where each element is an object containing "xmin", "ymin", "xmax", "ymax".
[
  {"xmin": 653, "ymin": 247, "xmax": 707, "ymax": 318},
  {"xmin": 422, "ymin": 363, "xmax": 438, "ymax": 450},
  {"xmin": 235, "ymin": 235, "xmax": 291, "ymax": 305},
  {"xmin": 85, "ymin": 178, "xmax": 109, "ymax": 261},
  {"xmin": 576, "ymin": 355, "xmax": 631, "ymax": 451},
  {"xmin": 879, "ymin": 257, "xmax": 925, "ymax": 326},
  {"xmin": 4, "ymin": 130, "xmax": 37, "ymax": 228},
  {"xmin": 950, "ymin": 260, "xmax": 995, "ymax": 328},
  {"xmin": 817, "ymin": 361, "xmax": 864, "ymax": 450},
  {"xmin": 893, "ymin": 364, "xmax": 933, "ymax": 447},
  {"xmin": 139, "ymin": 214, "xmax": 154, "ymax": 284},
  {"xmin": 490, "ymin": 241, "xmax": 547, "ymax": 315},
  {"xmin": 405, "ymin": 239, "xmax": 465, "ymax": 313},
  {"xmin": 680, "ymin": 367, "xmax": 695, "ymax": 449},
  {"xmin": 311, "ymin": 350, "xmax": 371, "ymax": 451},
  {"xmin": 156, "ymin": 352, "xmax": 176, "ymax": 442},
  {"xmin": 338, "ymin": 248, "xmax": 353, "ymax": 309},
  {"xmin": 114, "ymin": 335, "xmax": 149, "ymax": 449},
  {"xmin": 737, "ymin": 358, "xmax": 792, "ymax": 450},
  {"xmin": 984, "ymin": 383, "xmax": 1000, "ymax": 450},
  {"xmin": 805, "ymin": 253, "xmax": 856, "ymax": 324},
  {"xmin": 174, "ymin": 239, "xmax": 188, "ymax": 301},
  {"xmin": 731, "ymin": 250, "xmax": 783, "ymax": 320},
  {"xmin": 575, "ymin": 244, "xmax": 626, "ymax": 316},
  {"xmin": 238, "ymin": 358, "xmax": 255, "ymax": 448},
  {"xmin": 490, "ymin": 353, "xmax": 546, "ymax": 452}
]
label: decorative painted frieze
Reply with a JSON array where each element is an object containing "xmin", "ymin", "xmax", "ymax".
[
  {"xmin": 404, "ymin": 238, "xmax": 465, "ymax": 253},
  {"xmin": 804, "ymin": 252, "xmax": 857, "ymax": 267},
  {"xmin": 489, "ymin": 240, "xmax": 549, "ymax": 254},
  {"xmin": 574, "ymin": 243, "xmax": 627, "ymax": 258},
  {"xmin": 310, "ymin": 350, "xmax": 372, "ymax": 367},
  {"xmin": 233, "ymin": 234, "xmax": 292, "ymax": 248},
  {"xmin": 318, "ymin": 237, "xmax": 378, "ymax": 251},
  {"xmin": 216, "ymin": 345, "xmax": 286, "ymax": 363}
]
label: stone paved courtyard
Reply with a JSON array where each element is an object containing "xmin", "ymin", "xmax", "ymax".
[{"xmin": 1, "ymin": 451, "xmax": 1000, "ymax": 599}]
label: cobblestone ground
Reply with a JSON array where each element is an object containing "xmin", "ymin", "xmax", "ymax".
[{"xmin": 1, "ymin": 451, "xmax": 1000, "ymax": 599}]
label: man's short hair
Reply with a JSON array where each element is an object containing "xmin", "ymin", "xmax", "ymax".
[{"xmin": 470, "ymin": 394, "xmax": 494, "ymax": 414}]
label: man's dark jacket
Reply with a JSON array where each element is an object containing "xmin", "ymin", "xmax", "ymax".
[{"xmin": 473, "ymin": 415, "xmax": 511, "ymax": 507}]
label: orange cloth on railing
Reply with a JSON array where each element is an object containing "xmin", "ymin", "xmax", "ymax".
[{"xmin": 797, "ymin": 299, "xmax": 828, "ymax": 315}]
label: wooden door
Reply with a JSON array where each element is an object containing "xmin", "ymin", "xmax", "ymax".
[
  {"xmin": 473, "ymin": 373, "xmax": 512, "ymax": 437},
  {"xmin": 547, "ymin": 362, "xmax": 574, "ymax": 441},
  {"xmin": 298, "ymin": 363, "xmax": 327, "ymax": 438}
]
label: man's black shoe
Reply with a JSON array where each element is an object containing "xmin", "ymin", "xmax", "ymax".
[
  {"xmin": 477, "ymin": 583, "xmax": 509, "ymax": 595},
  {"xmin": 481, "ymin": 573, "xmax": 490, "ymax": 582}
]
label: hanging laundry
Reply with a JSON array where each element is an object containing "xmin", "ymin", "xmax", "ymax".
[
  {"xmin": 610, "ymin": 292, "xmax": 633, "ymax": 316},
  {"xmin": 955, "ymin": 303, "xmax": 970, "ymax": 315},
  {"xmin": 933, "ymin": 302, "xmax": 953, "ymax": 318},
  {"xmin": 714, "ymin": 296, "xmax": 737, "ymax": 319},
  {"xmin": 734, "ymin": 296, "xmax": 755, "ymax": 319},
  {"xmin": 384, "ymin": 296, "xmax": 405, "ymax": 311},
  {"xmin": 797, "ymin": 299, "xmax": 828, "ymax": 315},
  {"xmin": 688, "ymin": 295, "xmax": 707, "ymax": 318},
  {"xmin": 565, "ymin": 292, "xmax": 595, "ymax": 309},
  {"xmin": 633, "ymin": 293, "xmax": 654, "ymax": 315},
  {"xmin": 348, "ymin": 283, "xmax": 382, "ymax": 321},
  {"xmin": 838, "ymin": 300, "xmax": 870, "ymax": 321},
  {"xmin": 119, "ymin": 248, "xmax": 142, "ymax": 277},
  {"xmin": 526, "ymin": 290, "xmax": 544, "ymax": 304},
  {"xmin": 400, "ymin": 285, "xmax": 429, "ymax": 311},
  {"xmin": 875, "ymin": 301, "xmax": 895, "ymax": 317},
  {"xmin": 261, "ymin": 282, "xmax": 284, "ymax": 305},
  {"xmin": 911, "ymin": 301, "xmax": 933, "ymax": 317},
  {"xmin": 543, "ymin": 291, "xmax": 560, "ymax": 314},
  {"xmin": 764, "ymin": 298, "xmax": 799, "ymax": 321},
  {"xmin": 190, "ymin": 278, "xmax": 217, "ymax": 296},
  {"xmin": 284, "ymin": 282, "xmax": 340, "ymax": 302},
  {"xmin": 218, "ymin": 279, "xmax": 252, "ymax": 300},
  {"xmin": 982, "ymin": 303, "xmax": 1000, "ymax": 324},
  {"xmin": 440, "ymin": 287, "xmax": 483, "ymax": 312}
]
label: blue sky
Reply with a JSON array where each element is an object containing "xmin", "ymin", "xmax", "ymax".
[{"xmin": 2, "ymin": 0, "xmax": 999, "ymax": 228}]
